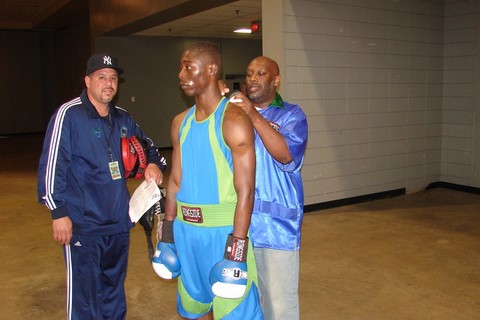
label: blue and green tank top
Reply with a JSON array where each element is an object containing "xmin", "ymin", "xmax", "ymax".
[{"xmin": 176, "ymin": 97, "xmax": 237, "ymax": 206}]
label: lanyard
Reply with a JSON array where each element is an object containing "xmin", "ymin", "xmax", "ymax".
[
  {"xmin": 102, "ymin": 107, "xmax": 115, "ymax": 162},
  {"xmin": 103, "ymin": 107, "xmax": 122, "ymax": 180}
]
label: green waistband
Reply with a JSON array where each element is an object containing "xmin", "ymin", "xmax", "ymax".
[{"xmin": 176, "ymin": 201, "xmax": 236, "ymax": 227}]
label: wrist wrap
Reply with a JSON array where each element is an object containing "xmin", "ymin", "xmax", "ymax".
[
  {"xmin": 158, "ymin": 220, "xmax": 174, "ymax": 243},
  {"xmin": 224, "ymin": 234, "xmax": 248, "ymax": 262}
]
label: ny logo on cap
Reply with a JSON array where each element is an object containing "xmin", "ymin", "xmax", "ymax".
[{"xmin": 103, "ymin": 55, "xmax": 113, "ymax": 66}]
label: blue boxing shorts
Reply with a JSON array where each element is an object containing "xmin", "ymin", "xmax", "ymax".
[{"xmin": 173, "ymin": 202, "xmax": 263, "ymax": 320}]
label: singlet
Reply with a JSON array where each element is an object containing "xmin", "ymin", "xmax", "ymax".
[{"xmin": 176, "ymin": 97, "xmax": 236, "ymax": 206}]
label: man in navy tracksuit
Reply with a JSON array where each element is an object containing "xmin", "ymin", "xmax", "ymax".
[{"xmin": 37, "ymin": 53, "xmax": 166, "ymax": 320}]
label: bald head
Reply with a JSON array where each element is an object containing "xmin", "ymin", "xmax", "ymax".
[
  {"xmin": 245, "ymin": 56, "xmax": 281, "ymax": 108},
  {"xmin": 249, "ymin": 56, "xmax": 279, "ymax": 76}
]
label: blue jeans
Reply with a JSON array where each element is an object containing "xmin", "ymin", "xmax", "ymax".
[{"xmin": 253, "ymin": 248, "xmax": 300, "ymax": 320}]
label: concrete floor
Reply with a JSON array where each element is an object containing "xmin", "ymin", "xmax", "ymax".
[{"xmin": 1, "ymin": 133, "xmax": 479, "ymax": 320}]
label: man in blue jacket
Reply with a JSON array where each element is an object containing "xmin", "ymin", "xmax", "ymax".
[
  {"xmin": 229, "ymin": 56, "xmax": 308, "ymax": 320},
  {"xmin": 37, "ymin": 53, "xmax": 166, "ymax": 320}
]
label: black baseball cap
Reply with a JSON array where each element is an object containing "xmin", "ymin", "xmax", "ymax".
[{"xmin": 86, "ymin": 53, "xmax": 124, "ymax": 75}]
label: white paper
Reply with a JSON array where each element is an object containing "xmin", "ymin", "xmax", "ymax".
[{"xmin": 129, "ymin": 180, "xmax": 161, "ymax": 223}]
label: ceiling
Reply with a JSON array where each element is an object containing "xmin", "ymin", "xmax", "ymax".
[
  {"xmin": 0, "ymin": 0, "xmax": 62, "ymax": 29},
  {"xmin": 134, "ymin": 0, "xmax": 262, "ymax": 39},
  {"xmin": 0, "ymin": 0, "xmax": 262, "ymax": 39}
]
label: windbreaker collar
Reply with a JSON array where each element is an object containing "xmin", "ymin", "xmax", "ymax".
[
  {"xmin": 81, "ymin": 89, "xmax": 118, "ymax": 118},
  {"xmin": 270, "ymin": 92, "xmax": 284, "ymax": 109}
]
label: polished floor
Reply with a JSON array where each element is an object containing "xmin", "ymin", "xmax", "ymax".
[{"xmin": 1, "ymin": 134, "xmax": 479, "ymax": 320}]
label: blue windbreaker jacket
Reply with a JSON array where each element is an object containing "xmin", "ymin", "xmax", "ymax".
[
  {"xmin": 37, "ymin": 90, "xmax": 166, "ymax": 235},
  {"xmin": 250, "ymin": 94, "xmax": 308, "ymax": 251}
]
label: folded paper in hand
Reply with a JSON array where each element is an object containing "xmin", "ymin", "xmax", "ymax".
[{"xmin": 129, "ymin": 180, "xmax": 161, "ymax": 223}]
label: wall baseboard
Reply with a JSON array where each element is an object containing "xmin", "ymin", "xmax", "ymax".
[
  {"xmin": 426, "ymin": 181, "xmax": 480, "ymax": 194},
  {"xmin": 304, "ymin": 182, "xmax": 480, "ymax": 213},
  {"xmin": 304, "ymin": 188, "xmax": 406, "ymax": 213}
]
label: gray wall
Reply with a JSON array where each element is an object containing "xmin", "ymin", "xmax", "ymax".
[
  {"xmin": 96, "ymin": 36, "xmax": 262, "ymax": 147},
  {"xmin": 442, "ymin": 0, "xmax": 480, "ymax": 187},
  {"xmin": 262, "ymin": 0, "xmax": 480, "ymax": 206}
]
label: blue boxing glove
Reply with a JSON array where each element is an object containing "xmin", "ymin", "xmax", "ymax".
[
  {"xmin": 209, "ymin": 234, "xmax": 249, "ymax": 299},
  {"xmin": 151, "ymin": 220, "xmax": 181, "ymax": 279}
]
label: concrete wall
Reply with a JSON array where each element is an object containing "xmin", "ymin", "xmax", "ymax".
[
  {"xmin": 266, "ymin": 0, "xmax": 441, "ymax": 205},
  {"xmin": 442, "ymin": 0, "xmax": 480, "ymax": 187}
]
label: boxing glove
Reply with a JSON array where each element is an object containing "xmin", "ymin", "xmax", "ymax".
[
  {"xmin": 151, "ymin": 220, "xmax": 181, "ymax": 279},
  {"xmin": 209, "ymin": 234, "xmax": 249, "ymax": 299}
]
